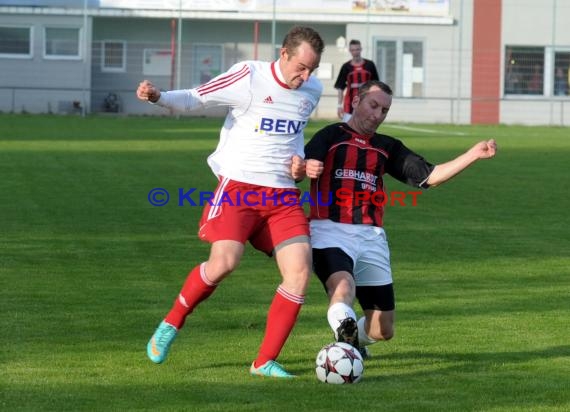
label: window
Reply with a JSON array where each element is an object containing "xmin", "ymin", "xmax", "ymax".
[
  {"xmin": 375, "ymin": 39, "xmax": 424, "ymax": 97},
  {"xmin": 553, "ymin": 51, "xmax": 570, "ymax": 96},
  {"xmin": 402, "ymin": 41, "xmax": 424, "ymax": 97},
  {"xmin": 504, "ymin": 46, "xmax": 544, "ymax": 95},
  {"xmin": 102, "ymin": 41, "xmax": 126, "ymax": 72},
  {"xmin": 0, "ymin": 26, "xmax": 32, "ymax": 57},
  {"xmin": 45, "ymin": 27, "xmax": 81, "ymax": 59},
  {"xmin": 191, "ymin": 44, "xmax": 223, "ymax": 87},
  {"xmin": 376, "ymin": 41, "xmax": 397, "ymax": 91}
]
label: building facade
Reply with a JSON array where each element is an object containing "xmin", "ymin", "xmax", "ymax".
[{"xmin": 0, "ymin": 0, "xmax": 569, "ymax": 125}]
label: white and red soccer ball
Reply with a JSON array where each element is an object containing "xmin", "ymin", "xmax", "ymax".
[{"xmin": 315, "ymin": 342, "xmax": 364, "ymax": 384}]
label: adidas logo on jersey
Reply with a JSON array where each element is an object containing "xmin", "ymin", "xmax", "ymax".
[{"xmin": 263, "ymin": 96, "xmax": 274, "ymax": 104}]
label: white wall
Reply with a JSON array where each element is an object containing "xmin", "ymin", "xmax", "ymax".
[{"xmin": 339, "ymin": 0, "xmax": 474, "ymax": 124}]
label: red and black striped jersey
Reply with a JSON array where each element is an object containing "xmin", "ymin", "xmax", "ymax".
[
  {"xmin": 334, "ymin": 59, "xmax": 379, "ymax": 114},
  {"xmin": 305, "ymin": 123, "xmax": 434, "ymax": 227}
]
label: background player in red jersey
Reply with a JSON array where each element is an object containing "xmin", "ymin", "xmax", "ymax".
[
  {"xmin": 334, "ymin": 39, "xmax": 379, "ymax": 122},
  {"xmin": 300, "ymin": 80, "xmax": 497, "ymax": 357},
  {"xmin": 136, "ymin": 26, "xmax": 324, "ymax": 378}
]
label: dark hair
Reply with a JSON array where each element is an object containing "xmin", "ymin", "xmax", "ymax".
[
  {"xmin": 349, "ymin": 39, "xmax": 361, "ymax": 47},
  {"xmin": 282, "ymin": 26, "xmax": 325, "ymax": 57},
  {"xmin": 358, "ymin": 80, "xmax": 393, "ymax": 98}
]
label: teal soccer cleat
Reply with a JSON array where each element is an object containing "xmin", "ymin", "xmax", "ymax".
[
  {"xmin": 147, "ymin": 321, "xmax": 178, "ymax": 364},
  {"xmin": 250, "ymin": 360, "xmax": 295, "ymax": 378}
]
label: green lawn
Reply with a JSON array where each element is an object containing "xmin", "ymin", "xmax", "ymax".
[{"xmin": 1, "ymin": 114, "xmax": 569, "ymax": 411}]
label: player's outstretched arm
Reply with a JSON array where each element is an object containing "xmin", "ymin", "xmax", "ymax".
[
  {"xmin": 426, "ymin": 139, "xmax": 497, "ymax": 187},
  {"xmin": 136, "ymin": 80, "xmax": 197, "ymax": 112}
]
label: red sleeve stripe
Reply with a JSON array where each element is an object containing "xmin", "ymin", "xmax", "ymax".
[{"xmin": 196, "ymin": 64, "xmax": 250, "ymax": 95}]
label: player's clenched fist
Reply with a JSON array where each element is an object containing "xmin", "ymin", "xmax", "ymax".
[
  {"xmin": 290, "ymin": 155, "xmax": 324, "ymax": 181},
  {"xmin": 464, "ymin": 138, "xmax": 497, "ymax": 161},
  {"xmin": 291, "ymin": 155, "xmax": 306, "ymax": 181},
  {"xmin": 474, "ymin": 138, "xmax": 497, "ymax": 159},
  {"xmin": 136, "ymin": 80, "xmax": 161, "ymax": 103},
  {"xmin": 305, "ymin": 159, "xmax": 324, "ymax": 179}
]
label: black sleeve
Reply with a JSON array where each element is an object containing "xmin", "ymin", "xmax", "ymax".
[
  {"xmin": 385, "ymin": 138, "xmax": 435, "ymax": 188},
  {"xmin": 304, "ymin": 125, "xmax": 337, "ymax": 161},
  {"xmin": 334, "ymin": 63, "xmax": 349, "ymax": 90},
  {"xmin": 370, "ymin": 61, "xmax": 380, "ymax": 81}
]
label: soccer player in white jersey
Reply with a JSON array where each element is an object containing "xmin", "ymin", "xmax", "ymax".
[{"xmin": 136, "ymin": 26, "xmax": 325, "ymax": 378}]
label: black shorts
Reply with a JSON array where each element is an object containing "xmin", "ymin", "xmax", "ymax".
[{"xmin": 313, "ymin": 247, "xmax": 395, "ymax": 311}]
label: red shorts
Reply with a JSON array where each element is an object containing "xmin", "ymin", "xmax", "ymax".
[{"xmin": 198, "ymin": 177, "xmax": 309, "ymax": 255}]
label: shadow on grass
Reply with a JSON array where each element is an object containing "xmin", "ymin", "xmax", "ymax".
[
  {"xmin": 374, "ymin": 344, "xmax": 570, "ymax": 371},
  {"xmin": 4, "ymin": 346, "xmax": 569, "ymax": 412}
]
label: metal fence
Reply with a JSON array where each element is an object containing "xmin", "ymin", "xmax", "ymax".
[{"xmin": 1, "ymin": 38, "xmax": 569, "ymax": 125}]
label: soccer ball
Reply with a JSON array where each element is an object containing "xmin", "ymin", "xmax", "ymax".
[{"xmin": 315, "ymin": 342, "xmax": 364, "ymax": 384}]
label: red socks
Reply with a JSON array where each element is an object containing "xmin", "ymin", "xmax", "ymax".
[
  {"xmin": 164, "ymin": 263, "xmax": 217, "ymax": 329},
  {"xmin": 253, "ymin": 286, "xmax": 304, "ymax": 368},
  {"xmin": 163, "ymin": 267, "xmax": 303, "ymax": 368}
]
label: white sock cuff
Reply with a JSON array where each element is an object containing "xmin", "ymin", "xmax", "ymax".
[
  {"xmin": 357, "ymin": 316, "xmax": 377, "ymax": 346},
  {"xmin": 328, "ymin": 302, "xmax": 357, "ymax": 338}
]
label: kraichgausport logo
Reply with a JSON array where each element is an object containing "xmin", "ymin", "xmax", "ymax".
[{"xmin": 147, "ymin": 188, "xmax": 422, "ymax": 207}]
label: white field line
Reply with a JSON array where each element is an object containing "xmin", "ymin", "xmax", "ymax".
[{"xmin": 382, "ymin": 124, "xmax": 467, "ymax": 136}]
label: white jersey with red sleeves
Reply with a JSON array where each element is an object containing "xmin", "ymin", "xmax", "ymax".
[{"xmin": 156, "ymin": 60, "xmax": 323, "ymax": 188}]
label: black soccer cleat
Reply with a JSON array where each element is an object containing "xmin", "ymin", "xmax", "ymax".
[{"xmin": 336, "ymin": 317, "xmax": 359, "ymax": 348}]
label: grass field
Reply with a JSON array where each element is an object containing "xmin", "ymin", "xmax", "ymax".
[{"xmin": 1, "ymin": 114, "xmax": 569, "ymax": 411}]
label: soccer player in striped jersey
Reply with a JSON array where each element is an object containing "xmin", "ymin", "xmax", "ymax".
[
  {"xmin": 334, "ymin": 39, "xmax": 379, "ymax": 122},
  {"xmin": 301, "ymin": 80, "xmax": 497, "ymax": 358},
  {"xmin": 136, "ymin": 26, "xmax": 324, "ymax": 378}
]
